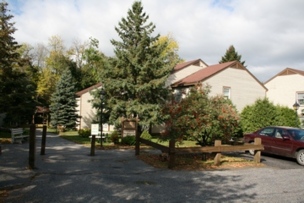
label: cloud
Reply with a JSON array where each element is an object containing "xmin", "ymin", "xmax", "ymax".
[{"xmin": 7, "ymin": 0, "xmax": 304, "ymax": 82}]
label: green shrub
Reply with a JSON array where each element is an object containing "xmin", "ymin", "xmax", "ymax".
[
  {"xmin": 121, "ymin": 135, "xmax": 136, "ymax": 145},
  {"xmin": 241, "ymin": 98, "xmax": 301, "ymax": 133},
  {"xmin": 140, "ymin": 130, "xmax": 152, "ymax": 140},
  {"xmin": 110, "ymin": 131, "xmax": 120, "ymax": 144},
  {"xmin": 78, "ymin": 128, "xmax": 91, "ymax": 138}
]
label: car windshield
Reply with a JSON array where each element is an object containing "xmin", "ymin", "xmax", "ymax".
[{"xmin": 287, "ymin": 129, "xmax": 304, "ymax": 141}]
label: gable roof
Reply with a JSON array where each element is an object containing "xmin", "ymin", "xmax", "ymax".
[
  {"xmin": 76, "ymin": 83, "xmax": 102, "ymax": 97},
  {"xmin": 172, "ymin": 61, "xmax": 236, "ymax": 87},
  {"xmin": 264, "ymin": 68, "xmax": 304, "ymax": 84},
  {"xmin": 171, "ymin": 61, "xmax": 266, "ymax": 90},
  {"xmin": 173, "ymin": 59, "xmax": 208, "ymax": 73}
]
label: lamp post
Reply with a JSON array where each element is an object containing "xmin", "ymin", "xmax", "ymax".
[
  {"xmin": 293, "ymin": 101, "xmax": 300, "ymax": 127},
  {"xmin": 100, "ymin": 89, "xmax": 106, "ymax": 147}
]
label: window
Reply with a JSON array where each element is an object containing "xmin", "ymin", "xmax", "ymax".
[
  {"xmin": 223, "ymin": 86, "xmax": 231, "ymax": 99},
  {"xmin": 174, "ymin": 88, "xmax": 183, "ymax": 102},
  {"xmin": 259, "ymin": 127, "xmax": 275, "ymax": 137},
  {"xmin": 297, "ymin": 92, "xmax": 304, "ymax": 105}
]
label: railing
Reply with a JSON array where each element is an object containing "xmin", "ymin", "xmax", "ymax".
[{"xmin": 136, "ymin": 137, "xmax": 264, "ymax": 169}]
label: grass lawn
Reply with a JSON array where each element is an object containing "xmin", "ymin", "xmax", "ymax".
[
  {"xmin": 151, "ymin": 138, "xmax": 198, "ymax": 148},
  {"xmin": 60, "ymin": 134, "xmax": 92, "ymax": 146},
  {"xmin": 59, "ymin": 130, "xmax": 115, "ymax": 147},
  {"xmin": 59, "ymin": 130, "xmax": 199, "ymax": 148},
  {"xmin": 0, "ymin": 131, "xmax": 10, "ymax": 138},
  {"xmin": 0, "ymin": 130, "xmax": 11, "ymax": 144}
]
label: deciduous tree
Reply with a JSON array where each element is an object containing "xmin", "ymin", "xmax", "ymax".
[
  {"xmin": 162, "ymin": 84, "xmax": 240, "ymax": 146},
  {"xmin": 155, "ymin": 34, "xmax": 183, "ymax": 69},
  {"xmin": 81, "ymin": 38, "xmax": 109, "ymax": 89}
]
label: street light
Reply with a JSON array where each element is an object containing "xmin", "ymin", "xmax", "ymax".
[
  {"xmin": 293, "ymin": 101, "xmax": 300, "ymax": 127},
  {"xmin": 100, "ymin": 88, "xmax": 106, "ymax": 146}
]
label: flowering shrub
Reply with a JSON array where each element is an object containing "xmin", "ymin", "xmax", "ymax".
[{"xmin": 161, "ymin": 84, "xmax": 240, "ymax": 146}]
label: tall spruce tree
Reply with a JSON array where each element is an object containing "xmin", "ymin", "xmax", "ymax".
[
  {"xmin": 102, "ymin": 1, "xmax": 172, "ymax": 132},
  {"xmin": 219, "ymin": 45, "xmax": 246, "ymax": 67},
  {"xmin": 50, "ymin": 69, "xmax": 78, "ymax": 129},
  {"xmin": 0, "ymin": 2, "xmax": 36, "ymax": 126}
]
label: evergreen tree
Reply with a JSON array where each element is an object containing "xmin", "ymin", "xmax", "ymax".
[
  {"xmin": 102, "ymin": 1, "xmax": 173, "ymax": 132},
  {"xmin": 240, "ymin": 98, "xmax": 277, "ymax": 133},
  {"xmin": 219, "ymin": 45, "xmax": 246, "ymax": 67},
  {"xmin": 50, "ymin": 69, "xmax": 78, "ymax": 129},
  {"xmin": 0, "ymin": 2, "xmax": 20, "ymax": 76},
  {"xmin": 0, "ymin": 2, "xmax": 36, "ymax": 126}
]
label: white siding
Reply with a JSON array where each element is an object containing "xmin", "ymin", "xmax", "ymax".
[
  {"xmin": 205, "ymin": 68, "xmax": 266, "ymax": 112},
  {"xmin": 265, "ymin": 74, "xmax": 304, "ymax": 113}
]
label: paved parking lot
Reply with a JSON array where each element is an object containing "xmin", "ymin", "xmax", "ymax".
[{"xmin": 1, "ymin": 131, "xmax": 304, "ymax": 202}]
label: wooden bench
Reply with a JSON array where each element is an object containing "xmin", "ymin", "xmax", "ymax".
[{"xmin": 11, "ymin": 128, "xmax": 28, "ymax": 144}]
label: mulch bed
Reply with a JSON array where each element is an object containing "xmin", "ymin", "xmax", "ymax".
[{"xmin": 137, "ymin": 151, "xmax": 265, "ymax": 171}]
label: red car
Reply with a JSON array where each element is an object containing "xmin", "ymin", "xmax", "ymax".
[{"xmin": 244, "ymin": 126, "xmax": 304, "ymax": 165}]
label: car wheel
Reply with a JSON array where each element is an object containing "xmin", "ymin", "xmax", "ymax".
[{"xmin": 296, "ymin": 150, "xmax": 304, "ymax": 166}]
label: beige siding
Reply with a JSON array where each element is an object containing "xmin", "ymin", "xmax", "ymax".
[
  {"xmin": 76, "ymin": 98, "xmax": 81, "ymax": 129},
  {"xmin": 79, "ymin": 90, "xmax": 98, "ymax": 129},
  {"xmin": 265, "ymin": 74, "xmax": 304, "ymax": 113},
  {"xmin": 205, "ymin": 68, "xmax": 266, "ymax": 112},
  {"xmin": 77, "ymin": 87, "xmax": 115, "ymax": 131},
  {"xmin": 166, "ymin": 64, "xmax": 207, "ymax": 87}
]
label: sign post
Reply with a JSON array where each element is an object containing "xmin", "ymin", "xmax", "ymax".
[{"xmin": 90, "ymin": 124, "xmax": 99, "ymax": 156}]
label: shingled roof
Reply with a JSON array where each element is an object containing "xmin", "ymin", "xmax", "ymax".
[
  {"xmin": 172, "ymin": 61, "xmax": 237, "ymax": 87},
  {"xmin": 173, "ymin": 59, "xmax": 208, "ymax": 73}
]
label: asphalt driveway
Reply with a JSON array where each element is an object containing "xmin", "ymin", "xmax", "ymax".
[{"xmin": 1, "ymin": 130, "xmax": 304, "ymax": 203}]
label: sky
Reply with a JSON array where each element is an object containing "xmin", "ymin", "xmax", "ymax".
[{"xmin": 6, "ymin": 0, "xmax": 304, "ymax": 82}]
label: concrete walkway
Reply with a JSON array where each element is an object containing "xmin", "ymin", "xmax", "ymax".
[{"xmin": 1, "ymin": 130, "xmax": 304, "ymax": 202}]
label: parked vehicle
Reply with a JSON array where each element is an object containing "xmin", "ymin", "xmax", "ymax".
[{"xmin": 244, "ymin": 126, "xmax": 304, "ymax": 165}]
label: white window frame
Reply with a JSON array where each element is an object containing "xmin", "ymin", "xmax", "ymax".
[
  {"xmin": 296, "ymin": 92, "xmax": 304, "ymax": 105},
  {"xmin": 223, "ymin": 86, "xmax": 231, "ymax": 99}
]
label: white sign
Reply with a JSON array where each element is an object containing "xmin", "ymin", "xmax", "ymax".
[
  {"xmin": 91, "ymin": 124, "xmax": 99, "ymax": 135},
  {"xmin": 102, "ymin": 123, "xmax": 108, "ymax": 131},
  {"xmin": 123, "ymin": 130, "xmax": 136, "ymax": 137}
]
